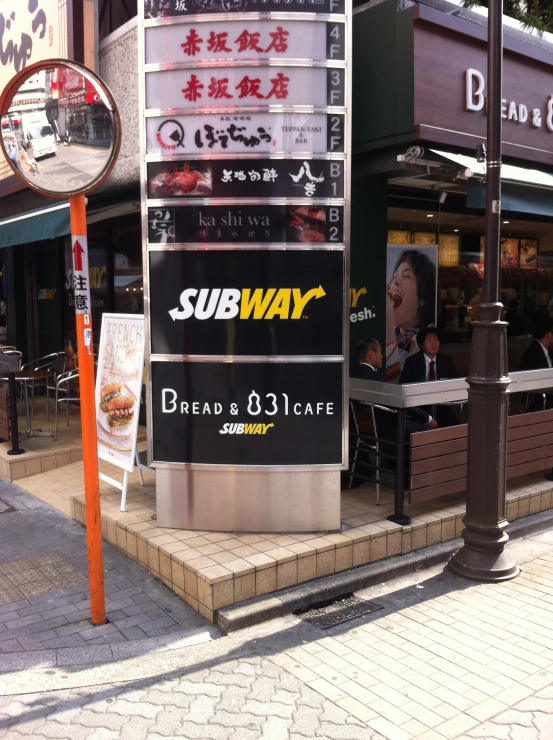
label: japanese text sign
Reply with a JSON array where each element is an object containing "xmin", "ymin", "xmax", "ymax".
[
  {"xmin": 71, "ymin": 236, "xmax": 91, "ymax": 316},
  {"xmin": 145, "ymin": 21, "xmax": 345, "ymax": 64},
  {"xmin": 146, "ymin": 66, "xmax": 345, "ymax": 110}
]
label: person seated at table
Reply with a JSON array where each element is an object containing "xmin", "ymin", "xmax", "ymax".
[
  {"xmin": 520, "ymin": 316, "xmax": 553, "ymax": 411},
  {"xmin": 520, "ymin": 316, "xmax": 553, "ymax": 373},
  {"xmin": 399, "ymin": 328, "xmax": 458, "ymax": 426},
  {"xmin": 399, "ymin": 328, "xmax": 457, "ymax": 384},
  {"xmin": 520, "ymin": 317, "xmax": 553, "ymax": 481},
  {"xmin": 347, "ymin": 337, "xmax": 437, "ymax": 488},
  {"xmin": 351, "ymin": 337, "xmax": 438, "ymax": 432}
]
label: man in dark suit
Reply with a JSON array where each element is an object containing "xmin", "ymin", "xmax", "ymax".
[
  {"xmin": 399, "ymin": 328, "xmax": 457, "ymax": 384},
  {"xmin": 351, "ymin": 337, "xmax": 438, "ymax": 432},
  {"xmin": 520, "ymin": 316, "xmax": 553, "ymax": 374},
  {"xmin": 520, "ymin": 316, "xmax": 553, "ymax": 413},
  {"xmin": 520, "ymin": 316, "xmax": 553, "ymax": 481},
  {"xmin": 347, "ymin": 337, "xmax": 437, "ymax": 488},
  {"xmin": 399, "ymin": 328, "xmax": 459, "ymax": 427}
]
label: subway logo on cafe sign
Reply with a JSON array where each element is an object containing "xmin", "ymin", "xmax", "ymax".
[{"xmin": 169, "ymin": 286, "xmax": 326, "ymax": 321}]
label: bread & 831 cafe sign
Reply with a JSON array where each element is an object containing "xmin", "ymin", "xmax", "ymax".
[{"xmin": 152, "ymin": 361, "xmax": 343, "ymax": 465}]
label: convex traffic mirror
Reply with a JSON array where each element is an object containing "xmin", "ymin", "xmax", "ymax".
[{"xmin": 0, "ymin": 59, "xmax": 120, "ymax": 198}]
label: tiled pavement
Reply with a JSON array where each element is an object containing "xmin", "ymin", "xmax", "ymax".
[
  {"xmin": 0, "ymin": 480, "xmax": 218, "ymax": 668},
  {"xmin": 17, "ymin": 444, "xmax": 553, "ymax": 623},
  {"xmin": 2, "ymin": 493, "xmax": 553, "ymax": 738}
]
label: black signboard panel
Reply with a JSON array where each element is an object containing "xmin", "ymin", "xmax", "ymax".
[
  {"xmin": 149, "ymin": 249, "xmax": 343, "ymax": 355},
  {"xmin": 148, "ymin": 205, "xmax": 344, "ymax": 244},
  {"xmin": 148, "ymin": 159, "xmax": 345, "ymax": 199},
  {"xmin": 151, "ymin": 360, "xmax": 343, "ymax": 465},
  {"xmin": 145, "ymin": 0, "xmax": 346, "ymax": 18}
]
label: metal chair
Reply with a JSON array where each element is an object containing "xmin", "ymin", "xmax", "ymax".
[
  {"xmin": 0, "ymin": 350, "xmax": 22, "ymax": 368},
  {"xmin": 349, "ymin": 400, "xmax": 396, "ymax": 504},
  {"xmin": 21, "ymin": 351, "xmax": 67, "ymax": 420},
  {"xmin": 53, "ymin": 369, "xmax": 80, "ymax": 440},
  {"xmin": 43, "ymin": 353, "xmax": 70, "ymax": 420}
]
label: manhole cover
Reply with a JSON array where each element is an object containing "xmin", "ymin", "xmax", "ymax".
[
  {"xmin": 0, "ymin": 498, "xmax": 15, "ymax": 514},
  {"xmin": 294, "ymin": 595, "xmax": 383, "ymax": 630}
]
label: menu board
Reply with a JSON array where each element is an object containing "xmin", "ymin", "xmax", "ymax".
[
  {"xmin": 500, "ymin": 238, "xmax": 519, "ymax": 269},
  {"xmin": 95, "ymin": 314, "xmax": 145, "ymax": 472},
  {"xmin": 413, "ymin": 232, "xmax": 437, "ymax": 246},
  {"xmin": 520, "ymin": 239, "xmax": 538, "ymax": 270},
  {"xmin": 141, "ymin": 0, "xmax": 349, "ymax": 468},
  {"xmin": 438, "ymin": 234, "xmax": 460, "ymax": 268},
  {"xmin": 387, "ymin": 230, "xmax": 411, "ymax": 245}
]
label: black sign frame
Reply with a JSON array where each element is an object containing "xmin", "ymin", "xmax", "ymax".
[
  {"xmin": 147, "ymin": 204, "xmax": 344, "ymax": 244},
  {"xmin": 151, "ymin": 360, "xmax": 344, "ymax": 466},
  {"xmin": 149, "ymin": 248, "xmax": 344, "ymax": 356},
  {"xmin": 147, "ymin": 158, "xmax": 345, "ymax": 199}
]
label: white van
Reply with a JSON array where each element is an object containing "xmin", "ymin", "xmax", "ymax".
[{"xmin": 20, "ymin": 112, "xmax": 57, "ymax": 159}]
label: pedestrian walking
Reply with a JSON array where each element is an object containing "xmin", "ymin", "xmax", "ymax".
[
  {"xmin": 24, "ymin": 139, "xmax": 39, "ymax": 175},
  {"xmin": 6, "ymin": 138, "xmax": 21, "ymax": 173}
]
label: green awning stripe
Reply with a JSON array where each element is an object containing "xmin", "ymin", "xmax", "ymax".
[
  {"xmin": 467, "ymin": 180, "xmax": 553, "ymax": 218},
  {"xmin": 0, "ymin": 203, "xmax": 70, "ymax": 248}
]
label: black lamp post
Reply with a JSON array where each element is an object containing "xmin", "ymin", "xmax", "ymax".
[{"xmin": 448, "ymin": 0, "xmax": 519, "ymax": 582}]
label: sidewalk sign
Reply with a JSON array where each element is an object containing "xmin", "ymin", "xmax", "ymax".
[{"xmin": 95, "ymin": 313, "xmax": 151, "ymax": 511}]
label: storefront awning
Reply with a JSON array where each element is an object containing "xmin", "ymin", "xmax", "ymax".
[
  {"xmin": 0, "ymin": 198, "xmax": 140, "ymax": 248},
  {"xmin": 0, "ymin": 202, "xmax": 71, "ymax": 248},
  {"xmin": 432, "ymin": 149, "xmax": 553, "ymax": 218},
  {"xmin": 465, "ymin": 179, "xmax": 553, "ymax": 218},
  {"xmin": 431, "ymin": 149, "xmax": 553, "ymax": 189}
]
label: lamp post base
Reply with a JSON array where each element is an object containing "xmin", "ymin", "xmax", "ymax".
[{"xmin": 448, "ymin": 518, "xmax": 519, "ymax": 582}]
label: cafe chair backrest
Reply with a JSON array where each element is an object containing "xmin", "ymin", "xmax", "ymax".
[
  {"xmin": 351, "ymin": 400, "xmax": 377, "ymax": 438},
  {"xmin": 54, "ymin": 353, "xmax": 67, "ymax": 376},
  {"xmin": 0, "ymin": 351, "xmax": 22, "ymax": 372}
]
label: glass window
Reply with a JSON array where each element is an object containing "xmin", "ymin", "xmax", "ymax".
[{"xmin": 112, "ymin": 215, "xmax": 143, "ymax": 315}]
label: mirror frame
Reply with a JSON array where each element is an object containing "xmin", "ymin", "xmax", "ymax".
[{"xmin": 0, "ymin": 58, "xmax": 122, "ymax": 199}]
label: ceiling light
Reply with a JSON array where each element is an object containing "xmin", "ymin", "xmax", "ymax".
[
  {"xmin": 426, "ymin": 214, "xmax": 434, "ymax": 218},
  {"xmin": 454, "ymin": 229, "xmax": 459, "ymax": 232},
  {"xmin": 503, "ymin": 220, "xmax": 510, "ymax": 224}
]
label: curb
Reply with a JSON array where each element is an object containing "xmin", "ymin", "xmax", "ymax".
[{"xmin": 216, "ymin": 507, "xmax": 553, "ymax": 634}]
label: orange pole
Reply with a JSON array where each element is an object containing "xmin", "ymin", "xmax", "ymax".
[{"xmin": 69, "ymin": 194, "xmax": 105, "ymax": 625}]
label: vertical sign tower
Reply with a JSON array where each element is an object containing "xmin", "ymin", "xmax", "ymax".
[{"xmin": 141, "ymin": 0, "xmax": 351, "ymax": 532}]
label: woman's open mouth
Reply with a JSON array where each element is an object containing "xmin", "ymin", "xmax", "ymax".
[{"xmin": 391, "ymin": 292, "xmax": 403, "ymax": 309}]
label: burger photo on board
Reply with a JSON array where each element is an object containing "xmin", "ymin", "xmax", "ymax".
[
  {"xmin": 107, "ymin": 395, "xmax": 135, "ymax": 428},
  {"xmin": 100, "ymin": 382, "xmax": 121, "ymax": 412}
]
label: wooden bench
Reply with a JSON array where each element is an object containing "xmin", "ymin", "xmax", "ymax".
[{"xmin": 410, "ymin": 408, "xmax": 553, "ymax": 504}]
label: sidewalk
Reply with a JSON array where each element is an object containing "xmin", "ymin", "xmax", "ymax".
[
  {"xmin": 1, "ymin": 476, "xmax": 553, "ymax": 739},
  {"xmin": 0, "ymin": 480, "xmax": 219, "ymax": 671}
]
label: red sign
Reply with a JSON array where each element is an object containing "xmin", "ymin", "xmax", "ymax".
[{"xmin": 60, "ymin": 91, "xmax": 101, "ymax": 107}]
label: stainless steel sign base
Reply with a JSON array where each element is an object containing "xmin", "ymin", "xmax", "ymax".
[{"xmin": 156, "ymin": 467, "xmax": 341, "ymax": 533}]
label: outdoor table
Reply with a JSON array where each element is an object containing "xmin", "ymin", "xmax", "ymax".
[{"xmin": 0, "ymin": 370, "xmax": 54, "ymax": 454}]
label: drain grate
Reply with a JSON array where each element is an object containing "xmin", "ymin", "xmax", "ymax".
[
  {"xmin": 0, "ymin": 498, "xmax": 15, "ymax": 515},
  {"xmin": 293, "ymin": 594, "xmax": 383, "ymax": 630}
]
